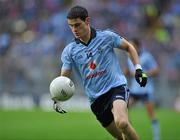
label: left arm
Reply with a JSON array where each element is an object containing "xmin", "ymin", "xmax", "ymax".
[
  {"xmin": 119, "ymin": 38, "xmax": 147, "ymax": 87},
  {"xmin": 119, "ymin": 38, "xmax": 140, "ymax": 68}
]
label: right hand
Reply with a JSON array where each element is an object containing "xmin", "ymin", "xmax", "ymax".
[{"xmin": 53, "ymin": 101, "xmax": 67, "ymax": 114}]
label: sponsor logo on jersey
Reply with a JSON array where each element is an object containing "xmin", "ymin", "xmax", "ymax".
[{"xmin": 85, "ymin": 69, "xmax": 107, "ymax": 80}]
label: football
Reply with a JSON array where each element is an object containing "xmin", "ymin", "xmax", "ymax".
[{"xmin": 49, "ymin": 76, "xmax": 75, "ymax": 101}]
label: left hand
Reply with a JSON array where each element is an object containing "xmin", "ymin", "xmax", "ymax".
[
  {"xmin": 135, "ymin": 69, "xmax": 148, "ymax": 87},
  {"xmin": 53, "ymin": 101, "xmax": 67, "ymax": 114}
]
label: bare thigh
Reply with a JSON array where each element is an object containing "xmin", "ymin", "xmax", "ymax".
[
  {"xmin": 105, "ymin": 99, "xmax": 128, "ymax": 140},
  {"xmin": 112, "ymin": 99, "xmax": 129, "ymax": 125}
]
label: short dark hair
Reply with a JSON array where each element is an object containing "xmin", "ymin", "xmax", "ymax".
[{"xmin": 67, "ymin": 5, "xmax": 88, "ymax": 21}]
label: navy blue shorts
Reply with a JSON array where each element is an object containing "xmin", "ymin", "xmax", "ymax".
[{"xmin": 90, "ymin": 85, "xmax": 129, "ymax": 127}]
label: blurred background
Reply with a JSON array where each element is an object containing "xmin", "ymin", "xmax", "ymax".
[{"xmin": 0, "ymin": 0, "xmax": 180, "ymax": 111}]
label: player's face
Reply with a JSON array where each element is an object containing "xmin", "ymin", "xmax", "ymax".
[{"xmin": 67, "ymin": 17, "xmax": 90, "ymax": 39}]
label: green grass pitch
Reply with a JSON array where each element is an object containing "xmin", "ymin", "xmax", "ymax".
[{"xmin": 0, "ymin": 109, "xmax": 179, "ymax": 140}]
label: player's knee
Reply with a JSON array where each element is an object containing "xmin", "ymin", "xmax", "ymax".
[{"xmin": 115, "ymin": 118, "xmax": 129, "ymax": 131}]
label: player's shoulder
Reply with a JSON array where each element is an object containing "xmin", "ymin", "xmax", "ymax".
[
  {"xmin": 66, "ymin": 41, "xmax": 76, "ymax": 48},
  {"xmin": 62, "ymin": 40, "xmax": 76, "ymax": 53},
  {"xmin": 97, "ymin": 28, "xmax": 119, "ymax": 36}
]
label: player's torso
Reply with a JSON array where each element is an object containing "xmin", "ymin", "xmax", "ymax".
[
  {"xmin": 70, "ymin": 31, "xmax": 126, "ymax": 101},
  {"xmin": 71, "ymin": 34, "xmax": 112, "ymax": 79}
]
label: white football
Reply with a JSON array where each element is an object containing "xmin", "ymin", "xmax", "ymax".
[{"xmin": 49, "ymin": 76, "xmax": 75, "ymax": 101}]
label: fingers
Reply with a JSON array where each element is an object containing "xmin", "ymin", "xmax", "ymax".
[
  {"xmin": 140, "ymin": 76, "xmax": 147, "ymax": 87},
  {"xmin": 53, "ymin": 101, "xmax": 67, "ymax": 114},
  {"xmin": 55, "ymin": 107, "xmax": 67, "ymax": 114}
]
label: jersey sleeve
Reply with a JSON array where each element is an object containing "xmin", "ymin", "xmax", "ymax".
[
  {"xmin": 61, "ymin": 46, "xmax": 73, "ymax": 71},
  {"xmin": 106, "ymin": 30, "xmax": 123, "ymax": 48}
]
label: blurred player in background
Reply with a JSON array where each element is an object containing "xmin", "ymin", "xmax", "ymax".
[
  {"xmin": 125, "ymin": 38, "xmax": 160, "ymax": 140},
  {"xmin": 53, "ymin": 6, "xmax": 148, "ymax": 140}
]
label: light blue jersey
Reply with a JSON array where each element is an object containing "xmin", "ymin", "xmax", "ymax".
[
  {"xmin": 127, "ymin": 51, "xmax": 158, "ymax": 95},
  {"xmin": 61, "ymin": 28, "xmax": 127, "ymax": 103}
]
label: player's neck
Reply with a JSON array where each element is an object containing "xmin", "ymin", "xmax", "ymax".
[{"xmin": 79, "ymin": 27, "xmax": 91, "ymax": 44}]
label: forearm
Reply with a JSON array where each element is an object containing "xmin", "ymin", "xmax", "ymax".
[{"xmin": 128, "ymin": 44, "xmax": 140, "ymax": 67}]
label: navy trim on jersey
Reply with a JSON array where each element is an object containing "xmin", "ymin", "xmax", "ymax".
[{"xmin": 74, "ymin": 27, "xmax": 96, "ymax": 46}]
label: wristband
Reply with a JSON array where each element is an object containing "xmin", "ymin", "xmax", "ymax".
[{"xmin": 135, "ymin": 64, "xmax": 142, "ymax": 70}]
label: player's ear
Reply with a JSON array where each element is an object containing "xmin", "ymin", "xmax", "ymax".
[{"xmin": 85, "ymin": 17, "xmax": 90, "ymax": 25}]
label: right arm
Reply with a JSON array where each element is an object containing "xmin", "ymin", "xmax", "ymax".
[
  {"xmin": 54, "ymin": 45, "xmax": 73, "ymax": 114},
  {"xmin": 60, "ymin": 45, "xmax": 73, "ymax": 77}
]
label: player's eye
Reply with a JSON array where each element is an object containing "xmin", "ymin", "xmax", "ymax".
[
  {"xmin": 69, "ymin": 23, "xmax": 80, "ymax": 28},
  {"xmin": 74, "ymin": 23, "xmax": 81, "ymax": 28}
]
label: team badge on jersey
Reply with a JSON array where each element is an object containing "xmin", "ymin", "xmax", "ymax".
[{"xmin": 89, "ymin": 61, "xmax": 96, "ymax": 70}]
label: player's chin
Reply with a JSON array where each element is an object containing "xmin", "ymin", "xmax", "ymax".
[
  {"xmin": 74, "ymin": 34, "xmax": 81, "ymax": 39},
  {"xmin": 75, "ymin": 36, "xmax": 81, "ymax": 39}
]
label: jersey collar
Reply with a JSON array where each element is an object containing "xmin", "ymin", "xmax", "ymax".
[{"xmin": 74, "ymin": 27, "xmax": 96, "ymax": 46}]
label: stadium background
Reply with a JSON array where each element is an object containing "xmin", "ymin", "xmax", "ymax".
[{"xmin": 0, "ymin": 0, "xmax": 180, "ymax": 140}]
